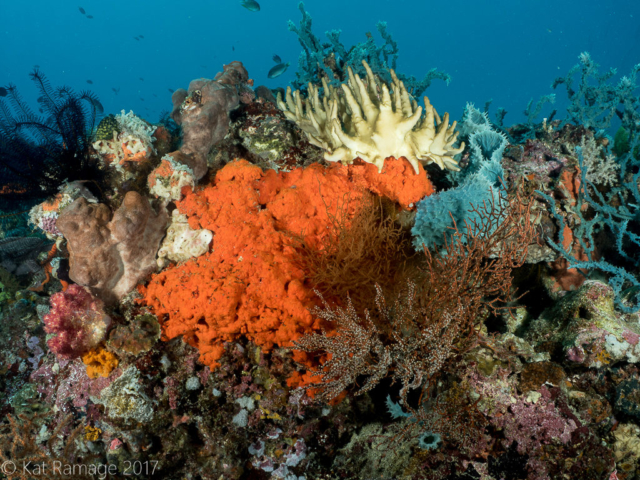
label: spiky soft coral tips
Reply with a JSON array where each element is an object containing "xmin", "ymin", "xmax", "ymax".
[{"xmin": 277, "ymin": 60, "xmax": 464, "ymax": 174}]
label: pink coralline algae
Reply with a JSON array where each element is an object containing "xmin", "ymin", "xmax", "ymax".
[
  {"xmin": 493, "ymin": 386, "xmax": 578, "ymax": 454},
  {"xmin": 43, "ymin": 284, "xmax": 112, "ymax": 359},
  {"xmin": 30, "ymin": 360, "xmax": 120, "ymax": 412}
]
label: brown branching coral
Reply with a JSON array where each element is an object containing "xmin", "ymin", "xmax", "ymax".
[
  {"xmin": 0, "ymin": 413, "xmax": 98, "ymax": 480},
  {"xmin": 294, "ymin": 186, "xmax": 537, "ymax": 405},
  {"xmin": 288, "ymin": 192, "xmax": 416, "ymax": 313}
]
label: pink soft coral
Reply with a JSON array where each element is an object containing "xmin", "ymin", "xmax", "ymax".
[{"xmin": 43, "ymin": 284, "xmax": 111, "ymax": 359}]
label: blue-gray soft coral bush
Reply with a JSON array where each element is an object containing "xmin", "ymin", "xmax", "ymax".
[
  {"xmin": 412, "ymin": 104, "xmax": 508, "ymax": 249},
  {"xmin": 287, "ymin": 2, "xmax": 450, "ymax": 96},
  {"xmin": 537, "ymin": 135, "xmax": 640, "ymax": 313},
  {"xmin": 553, "ymin": 52, "xmax": 640, "ymax": 135}
]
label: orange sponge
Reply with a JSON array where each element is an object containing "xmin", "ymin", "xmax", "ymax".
[
  {"xmin": 82, "ymin": 348, "xmax": 119, "ymax": 379},
  {"xmin": 139, "ymin": 158, "xmax": 433, "ymax": 369}
]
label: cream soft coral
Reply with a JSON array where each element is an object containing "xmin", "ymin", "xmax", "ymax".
[{"xmin": 277, "ymin": 60, "xmax": 464, "ymax": 174}]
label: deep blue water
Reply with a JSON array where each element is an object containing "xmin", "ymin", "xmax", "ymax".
[{"xmin": 2, "ymin": 0, "xmax": 639, "ymax": 128}]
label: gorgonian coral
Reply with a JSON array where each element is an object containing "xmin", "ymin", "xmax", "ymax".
[
  {"xmin": 139, "ymin": 158, "xmax": 432, "ymax": 369},
  {"xmin": 277, "ymin": 60, "xmax": 464, "ymax": 174}
]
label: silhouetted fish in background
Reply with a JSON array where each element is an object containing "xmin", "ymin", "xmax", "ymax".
[
  {"xmin": 89, "ymin": 98, "xmax": 104, "ymax": 114},
  {"xmin": 134, "ymin": 36, "xmax": 140, "ymax": 41},
  {"xmin": 273, "ymin": 55, "xmax": 282, "ymax": 64},
  {"xmin": 0, "ymin": 87, "xmax": 7, "ymax": 97},
  {"xmin": 139, "ymin": 35, "xmax": 144, "ymax": 39},
  {"xmin": 79, "ymin": 7, "xmax": 85, "ymax": 14},
  {"xmin": 268, "ymin": 61, "xmax": 290, "ymax": 79},
  {"xmin": 152, "ymin": 93, "xmax": 158, "ymax": 97},
  {"xmin": 86, "ymin": 15, "xmax": 93, "ymax": 19},
  {"xmin": 168, "ymin": 88, "xmax": 174, "ymax": 94},
  {"xmin": 139, "ymin": 77, "xmax": 144, "ymax": 81},
  {"xmin": 232, "ymin": 46, "xmax": 235, "ymax": 51},
  {"xmin": 241, "ymin": 0, "xmax": 260, "ymax": 12},
  {"xmin": 112, "ymin": 87, "xmax": 120, "ymax": 95},
  {"xmin": 86, "ymin": 80, "xmax": 93, "ymax": 84}
]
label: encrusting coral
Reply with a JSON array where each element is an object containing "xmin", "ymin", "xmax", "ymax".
[
  {"xmin": 147, "ymin": 154, "xmax": 196, "ymax": 204},
  {"xmin": 92, "ymin": 110, "xmax": 157, "ymax": 171},
  {"xmin": 157, "ymin": 209, "xmax": 213, "ymax": 268},
  {"xmin": 277, "ymin": 60, "xmax": 464, "ymax": 173},
  {"xmin": 139, "ymin": 158, "xmax": 432, "ymax": 369}
]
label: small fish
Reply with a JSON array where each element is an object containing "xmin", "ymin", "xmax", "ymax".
[
  {"xmin": 139, "ymin": 35, "xmax": 144, "ymax": 39},
  {"xmin": 134, "ymin": 36, "xmax": 140, "ymax": 41},
  {"xmin": 86, "ymin": 15, "xmax": 93, "ymax": 19},
  {"xmin": 86, "ymin": 79, "xmax": 93, "ymax": 84},
  {"xmin": 0, "ymin": 87, "xmax": 8, "ymax": 97},
  {"xmin": 232, "ymin": 46, "xmax": 235, "ymax": 51},
  {"xmin": 273, "ymin": 55, "xmax": 282, "ymax": 64},
  {"xmin": 152, "ymin": 93, "xmax": 157, "ymax": 97},
  {"xmin": 139, "ymin": 77, "xmax": 144, "ymax": 81},
  {"xmin": 168, "ymin": 88, "xmax": 174, "ymax": 93},
  {"xmin": 112, "ymin": 87, "xmax": 120, "ymax": 95},
  {"xmin": 267, "ymin": 62, "xmax": 290, "ymax": 79},
  {"xmin": 140, "ymin": 98, "xmax": 145, "ymax": 101},
  {"xmin": 240, "ymin": 0, "xmax": 260, "ymax": 12},
  {"xmin": 79, "ymin": 7, "xmax": 85, "ymax": 14},
  {"xmin": 89, "ymin": 98, "xmax": 104, "ymax": 114}
]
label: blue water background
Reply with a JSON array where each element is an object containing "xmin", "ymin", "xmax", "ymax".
[{"xmin": 2, "ymin": 0, "xmax": 639, "ymax": 129}]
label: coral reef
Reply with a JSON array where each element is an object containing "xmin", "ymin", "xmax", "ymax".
[
  {"xmin": 147, "ymin": 154, "xmax": 196, "ymax": 203},
  {"xmin": 140, "ymin": 158, "xmax": 431, "ymax": 369},
  {"xmin": 5, "ymin": 52, "xmax": 640, "ymax": 480},
  {"xmin": 92, "ymin": 110, "xmax": 157, "ymax": 170},
  {"xmin": 278, "ymin": 60, "xmax": 464, "ymax": 173}
]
